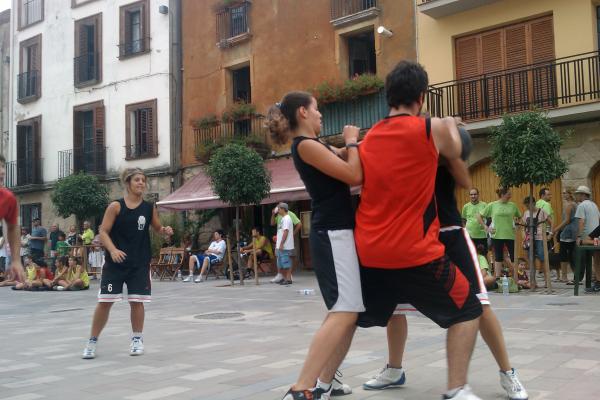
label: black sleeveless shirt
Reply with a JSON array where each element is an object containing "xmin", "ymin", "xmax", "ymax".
[
  {"xmin": 435, "ymin": 166, "xmax": 462, "ymax": 227},
  {"xmin": 106, "ymin": 198, "xmax": 154, "ymax": 268},
  {"xmin": 291, "ymin": 136, "xmax": 355, "ymax": 230}
]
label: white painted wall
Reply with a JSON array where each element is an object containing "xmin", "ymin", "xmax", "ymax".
[{"xmin": 9, "ymin": 0, "xmax": 172, "ymax": 181}]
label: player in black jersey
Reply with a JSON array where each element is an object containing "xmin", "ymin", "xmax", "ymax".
[
  {"xmin": 82, "ymin": 168, "xmax": 173, "ymax": 359},
  {"xmin": 356, "ymin": 154, "xmax": 529, "ymax": 400}
]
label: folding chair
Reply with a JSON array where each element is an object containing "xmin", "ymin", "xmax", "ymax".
[
  {"xmin": 150, "ymin": 247, "xmax": 172, "ymax": 280},
  {"xmin": 163, "ymin": 248, "xmax": 185, "ymax": 281}
]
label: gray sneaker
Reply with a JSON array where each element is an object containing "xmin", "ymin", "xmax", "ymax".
[
  {"xmin": 500, "ymin": 369, "xmax": 528, "ymax": 400},
  {"xmin": 130, "ymin": 337, "xmax": 144, "ymax": 356},
  {"xmin": 82, "ymin": 340, "xmax": 97, "ymax": 359},
  {"xmin": 363, "ymin": 365, "xmax": 406, "ymax": 390}
]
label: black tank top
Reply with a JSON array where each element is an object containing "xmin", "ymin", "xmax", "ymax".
[
  {"xmin": 291, "ymin": 136, "xmax": 355, "ymax": 230},
  {"xmin": 435, "ymin": 166, "xmax": 462, "ymax": 227},
  {"xmin": 106, "ymin": 198, "xmax": 154, "ymax": 268}
]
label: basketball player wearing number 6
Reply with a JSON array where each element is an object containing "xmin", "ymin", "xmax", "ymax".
[{"xmin": 82, "ymin": 168, "xmax": 173, "ymax": 359}]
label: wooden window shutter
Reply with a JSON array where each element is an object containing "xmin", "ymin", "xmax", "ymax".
[
  {"xmin": 17, "ymin": 125, "xmax": 27, "ymax": 161},
  {"xmin": 73, "ymin": 111, "xmax": 83, "ymax": 171},
  {"xmin": 33, "ymin": 119, "xmax": 41, "ymax": 183},
  {"xmin": 146, "ymin": 106, "xmax": 155, "ymax": 155},
  {"xmin": 529, "ymin": 16, "xmax": 555, "ymax": 107},
  {"xmin": 504, "ymin": 24, "xmax": 528, "ymax": 112},
  {"xmin": 480, "ymin": 30, "xmax": 504, "ymax": 116},
  {"xmin": 94, "ymin": 105, "xmax": 106, "ymax": 173},
  {"xmin": 455, "ymin": 36, "xmax": 482, "ymax": 119}
]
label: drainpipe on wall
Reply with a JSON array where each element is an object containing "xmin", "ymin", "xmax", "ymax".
[{"xmin": 169, "ymin": 0, "xmax": 183, "ymax": 192}]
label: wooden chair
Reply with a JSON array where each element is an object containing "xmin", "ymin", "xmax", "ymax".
[
  {"xmin": 150, "ymin": 247, "xmax": 172, "ymax": 280},
  {"xmin": 162, "ymin": 248, "xmax": 185, "ymax": 281}
]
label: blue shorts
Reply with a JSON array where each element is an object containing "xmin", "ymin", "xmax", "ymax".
[
  {"xmin": 192, "ymin": 254, "xmax": 220, "ymax": 269},
  {"xmin": 534, "ymin": 240, "xmax": 545, "ymax": 262},
  {"xmin": 276, "ymin": 249, "xmax": 292, "ymax": 269}
]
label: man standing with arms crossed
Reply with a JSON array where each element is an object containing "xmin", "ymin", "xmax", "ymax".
[
  {"xmin": 0, "ymin": 155, "xmax": 24, "ymax": 282},
  {"xmin": 355, "ymin": 61, "xmax": 483, "ymax": 400},
  {"xmin": 462, "ymin": 188, "xmax": 488, "ymax": 254}
]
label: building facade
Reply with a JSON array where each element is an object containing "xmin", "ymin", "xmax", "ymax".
[
  {"xmin": 7, "ymin": 0, "xmax": 181, "ymax": 230},
  {"xmin": 0, "ymin": 10, "xmax": 9, "ymax": 159},
  {"xmin": 417, "ymin": 0, "xmax": 600, "ymax": 216}
]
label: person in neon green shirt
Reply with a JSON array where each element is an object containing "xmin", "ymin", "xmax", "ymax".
[
  {"xmin": 461, "ymin": 188, "xmax": 488, "ymax": 253},
  {"xmin": 81, "ymin": 221, "xmax": 95, "ymax": 246},
  {"xmin": 536, "ymin": 188, "xmax": 554, "ymax": 240},
  {"xmin": 240, "ymin": 226, "xmax": 274, "ymax": 273},
  {"xmin": 477, "ymin": 187, "xmax": 521, "ymax": 278}
]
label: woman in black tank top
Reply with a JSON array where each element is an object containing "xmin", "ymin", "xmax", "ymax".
[
  {"xmin": 267, "ymin": 91, "xmax": 364, "ymax": 399},
  {"xmin": 81, "ymin": 168, "xmax": 173, "ymax": 360}
]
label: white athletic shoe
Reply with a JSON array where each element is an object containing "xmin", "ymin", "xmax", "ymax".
[
  {"xmin": 500, "ymin": 369, "xmax": 528, "ymax": 399},
  {"xmin": 82, "ymin": 340, "xmax": 97, "ymax": 359},
  {"xmin": 194, "ymin": 276, "xmax": 204, "ymax": 283},
  {"xmin": 182, "ymin": 275, "xmax": 192, "ymax": 282},
  {"xmin": 363, "ymin": 365, "xmax": 406, "ymax": 390},
  {"xmin": 270, "ymin": 273, "xmax": 283, "ymax": 283},
  {"xmin": 130, "ymin": 337, "xmax": 144, "ymax": 356},
  {"xmin": 331, "ymin": 372, "xmax": 352, "ymax": 396},
  {"xmin": 443, "ymin": 385, "xmax": 482, "ymax": 400}
]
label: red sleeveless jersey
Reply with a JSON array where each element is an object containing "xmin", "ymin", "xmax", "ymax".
[
  {"xmin": 355, "ymin": 115, "xmax": 445, "ymax": 269},
  {"xmin": 0, "ymin": 187, "xmax": 18, "ymax": 225}
]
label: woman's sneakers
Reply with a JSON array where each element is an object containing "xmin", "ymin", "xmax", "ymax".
[
  {"xmin": 443, "ymin": 385, "xmax": 481, "ymax": 400},
  {"xmin": 82, "ymin": 338, "xmax": 97, "ymax": 359},
  {"xmin": 362, "ymin": 365, "xmax": 406, "ymax": 390},
  {"xmin": 282, "ymin": 389, "xmax": 314, "ymax": 400},
  {"xmin": 500, "ymin": 369, "xmax": 528, "ymax": 399},
  {"xmin": 130, "ymin": 336, "xmax": 144, "ymax": 356}
]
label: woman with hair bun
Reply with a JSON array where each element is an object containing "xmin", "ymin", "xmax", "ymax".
[
  {"xmin": 267, "ymin": 91, "xmax": 364, "ymax": 400},
  {"xmin": 81, "ymin": 167, "xmax": 173, "ymax": 359}
]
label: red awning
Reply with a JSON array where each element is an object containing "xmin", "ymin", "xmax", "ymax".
[{"xmin": 157, "ymin": 157, "xmax": 311, "ymax": 211}]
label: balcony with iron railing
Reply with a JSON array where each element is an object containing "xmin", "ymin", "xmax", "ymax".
[
  {"xmin": 417, "ymin": 0, "xmax": 502, "ymax": 19},
  {"xmin": 125, "ymin": 143, "xmax": 155, "ymax": 160},
  {"xmin": 193, "ymin": 114, "xmax": 266, "ymax": 150},
  {"xmin": 330, "ymin": 0, "xmax": 380, "ymax": 27},
  {"xmin": 425, "ymin": 51, "xmax": 600, "ymax": 126},
  {"xmin": 118, "ymin": 37, "xmax": 151, "ymax": 58},
  {"xmin": 73, "ymin": 52, "xmax": 100, "ymax": 87},
  {"xmin": 17, "ymin": 70, "xmax": 39, "ymax": 102},
  {"xmin": 58, "ymin": 145, "xmax": 107, "ymax": 179},
  {"xmin": 4, "ymin": 158, "xmax": 43, "ymax": 189},
  {"xmin": 216, "ymin": 1, "xmax": 250, "ymax": 48}
]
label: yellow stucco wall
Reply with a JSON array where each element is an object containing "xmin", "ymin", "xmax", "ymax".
[{"xmin": 418, "ymin": 0, "xmax": 597, "ymax": 84}]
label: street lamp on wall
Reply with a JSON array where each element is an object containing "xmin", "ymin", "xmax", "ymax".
[{"xmin": 377, "ymin": 26, "xmax": 393, "ymax": 38}]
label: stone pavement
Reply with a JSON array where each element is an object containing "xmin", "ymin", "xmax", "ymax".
[{"xmin": 0, "ymin": 273, "xmax": 599, "ymax": 400}]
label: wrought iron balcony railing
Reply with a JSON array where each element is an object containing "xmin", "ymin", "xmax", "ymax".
[
  {"xmin": 4, "ymin": 158, "xmax": 43, "ymax": 188},
  {"xmin": 216, "ymin": 1, "xmax": 250, "ymax": 46},
  {"xmin": 118, "ymin": 37, "xmax": 151, "ymax": 58},
  {"xmin": 193, "ymin": 114, "xmax": 266, "ymax": 150},
  {"xmin": 74, "ymin": 52, "xmax": 99, "ymax": 86},
  {"xmin": 58, "ymin": 145, "xmax": 107, "ymax": 178},
  {"xmin": 426, "ymin": 51, "xmax": 600, "ymax": 121},
  {"xmin": 17, "ymin": 70, "xmax": 39, "ymax": 101},
  {"xmin": 330, "ymin": 0, "xmax": 379, "ymax": 21}
]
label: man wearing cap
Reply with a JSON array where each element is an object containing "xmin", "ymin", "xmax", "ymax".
[
  {"xmin": 29, "ymin": 218, "xmax": 47, "ymax": 261},
  {"xmin": 275, "ymin": 203, "xmax": 294, "ymax": 285},
  {"xmin": 270, "ymin": 202, "xmax": 302, "ymax": 283},
  {"xmin": 574, "ymin": 185, "xmax": 600, "ymax": 292}
]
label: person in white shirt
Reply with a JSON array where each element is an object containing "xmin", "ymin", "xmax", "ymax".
[
  {"xmin": 276, "ymin": 203, "xmax": 295, "ymax": 285},
  {"xmin": 574, "ymin": 186, "xmax": 600, "ymax": 292},
  {"xmin": 183, "ymin": 230, "xmax": 226, "ymax": 283}
]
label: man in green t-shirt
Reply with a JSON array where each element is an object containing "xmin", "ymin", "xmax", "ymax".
[
  {"xmin": 536, "ymin": 188, "xmax": 553, "ymax": 233},
  {"xmin": 270, "ymin": 202, "xmax": 302, "ymax": 283},
  {"xmin": 461, "ymin": 188, "xmax": 488, "ymax": 253},
  {"xmin": 81, "ymin": 221, "xmax": 95, "ymax": 246}
]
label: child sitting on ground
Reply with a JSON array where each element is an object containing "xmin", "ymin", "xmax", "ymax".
[
  {"xmin": 516, "ymin": 257, "xmax": 530, "ymax": 289},
  {"xmin": 14, "ymin": 256, "xmax": 43, "ymax": 290},
  {"xmin": 45, "ymin": 256, "xmax": 69, "ymax": 290},
  {"xmin": 476, "ymin": 244, "xmax": 496, "ymax": 289},
  {"xmin": 65, "ymin": 256, "xmax": 90, "ymax": 290}
]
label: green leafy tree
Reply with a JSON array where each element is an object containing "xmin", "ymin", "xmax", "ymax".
[
  {"xmin": 489, "ymin": 110, "xmax": 569, "ymax": 289},
  {"xmin": 51, "ymin": 173, "xmax": 109, "ymax": 224},
  {"xmin": 206, "ymin": 143, "xmax": 271, "ymax": 284}
]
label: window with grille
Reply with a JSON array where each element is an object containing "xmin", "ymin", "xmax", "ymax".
[
  {"xmin": 119, "ymin": 0, "xmax": 150, "ymax": 58},
  {"xmin": 216, "ymin": 1, "xmax": 250, "ymax": 46},
  {"xmin": 74, "ymin": 14, "xmax": 102, "ymax": 87},
  {"xmin": 347, "ymin": 30, "xmax": 376, "ymax": 78},
  {"xmin": 231, "ymin": 66, "xmax": 251, "ymax": 103},
  {"xmin": 19, "ymin": 0, "xmax": 43, "ymax": 29},
  {"xmin": 16, "ymin": 116, "xmax": 42, "ymax": 186},
  {"xmin": 125, "ymin": 99, "xmax": 158, "ymax": 159},
  {"xmin": 18, "ymin": 34, "xmax": 41, "ymax": 102},
  {"xmin": 20, "ymin": 203, "xmax": 42, "ymax": 233}
]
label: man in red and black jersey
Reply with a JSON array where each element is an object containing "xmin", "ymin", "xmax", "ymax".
[
  {"xmin": 0, "ymin": 155, "xmax": 24, "ymax": 282},
  {"xmin": 355, "ymin": 61, "xmax": 482, "ymax": 400}
]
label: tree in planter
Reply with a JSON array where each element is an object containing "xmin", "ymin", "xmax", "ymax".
[
  {"xmin": 489, "ymin": 110, "xmax": 569, "ymax": 291},
  {"xmin": 51, "ymin": 172, "xmax": 109, "ymax": 225},
  {"xmin": 206, "ymin": 143, "xmax": 271, "ymax": 285}
]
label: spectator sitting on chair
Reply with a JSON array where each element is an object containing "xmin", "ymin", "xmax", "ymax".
[
  {"xmin": 241, "ymin": 227, "xmax": 273, "ymax": 274},
  {"xmin": 183, "ymin": 230, "xmax": 226, "ymax": 283}
]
